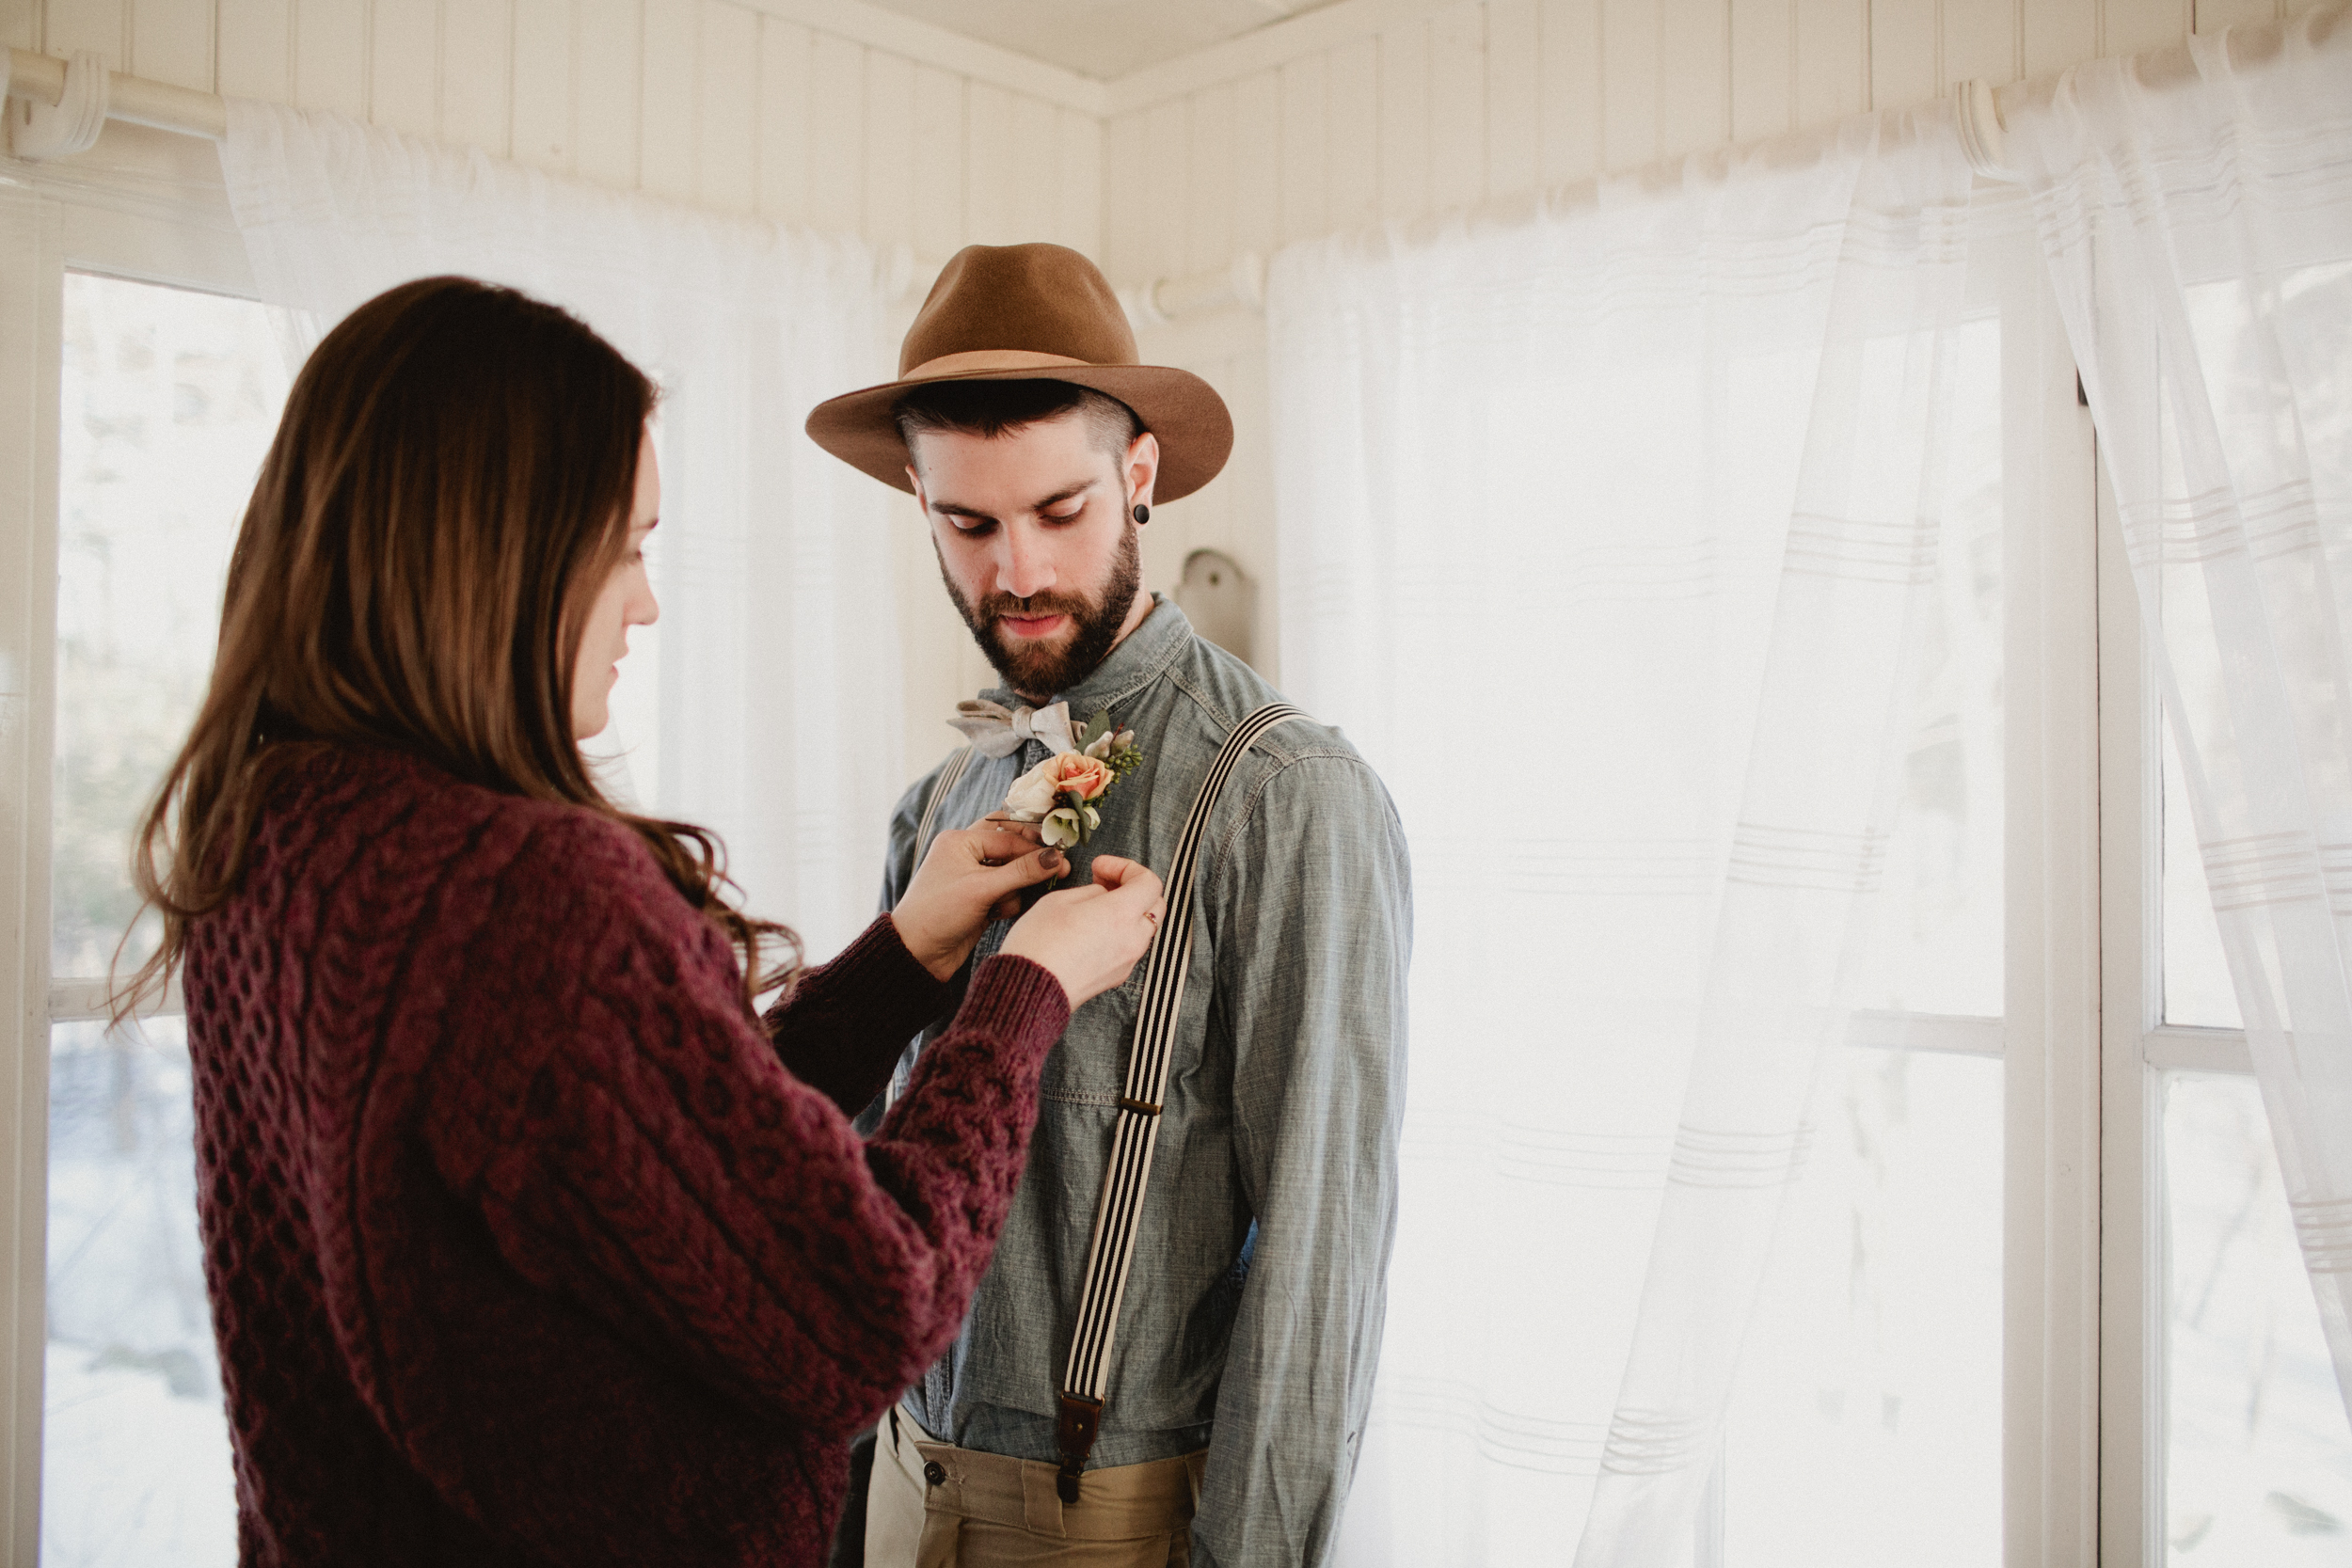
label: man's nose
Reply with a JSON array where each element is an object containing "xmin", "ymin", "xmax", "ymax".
[{"xmin": 997, "ymin": 524, "xmax": 1054, "ymax": 601}]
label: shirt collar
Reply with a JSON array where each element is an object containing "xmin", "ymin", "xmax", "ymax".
[{"xmin": 981, "ymin": 594, "xmax": 1192, "ymax": 718}]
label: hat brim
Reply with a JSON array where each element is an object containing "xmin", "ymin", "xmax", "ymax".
[{"xmin": 804, "ymin": 362, "xmax": 1234, "ymax": 503}]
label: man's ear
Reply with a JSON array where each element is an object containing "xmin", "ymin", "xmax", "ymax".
[
  {"xmin": 907, "ymin": 466, "xmax": 930, "ymax": 514},
  {"xmin": 1125, "ymin": 431, "xmax": 1161, "ymax": 512}
]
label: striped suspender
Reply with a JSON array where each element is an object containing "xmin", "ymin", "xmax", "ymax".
[
  {"xmin": 887, "ymin": 746, "xmax": 977, "ymax": 1112},
  {"xmin": 1053, "ymin": 703, "xmax": 1305, "ymax": 1504},
  {"xmin": 914, "ymin": 744, "xmax": 977, "ymax": 860}
]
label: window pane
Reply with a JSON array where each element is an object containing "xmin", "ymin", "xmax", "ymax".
[
  {"xmin": 2165, "ymin": 1072, "xmax": 2352, "ymax": 1562},
  {"xmin": 45, "ymin": 271, "xmax": 280, "ymax": 1565},
  {"xmin": 53, "ymin": 272, "xmax": 289, "ymax": 979},
  {"xmin": 1724, "ymin": 1047, "xmax": 2004, "ymax": 1565},
  {"xmin": 43, "ymin": 1017, "xmax": 235, "ymax": 1566}
]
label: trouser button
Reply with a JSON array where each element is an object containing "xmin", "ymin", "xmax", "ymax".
[{"xmin": 923, "ymin": 1460, "xmax": 946, "ymax": 1487}]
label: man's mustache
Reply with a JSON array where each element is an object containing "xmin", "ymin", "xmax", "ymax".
[{"xmin": 982, "ymin": 592, "xmax": 1091, "ymax": 622}]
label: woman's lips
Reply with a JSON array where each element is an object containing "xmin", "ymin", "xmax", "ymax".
[{"xmin": 999, "ymin": 612, "xmax": 1069, "ymax": 640}]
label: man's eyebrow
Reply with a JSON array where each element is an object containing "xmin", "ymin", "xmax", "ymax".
[
  {"xmin": 930, "ymin": 480, "xmax": 1096, "ymax": 520},
  {"xmin": 1032, "ymin": 482, "xmax": 1094, "ymax": 511}
]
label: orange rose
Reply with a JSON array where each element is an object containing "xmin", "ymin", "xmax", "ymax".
[{"xmin": 1049, "ymin": 752, "xmax": 1114, "ymax": 800}]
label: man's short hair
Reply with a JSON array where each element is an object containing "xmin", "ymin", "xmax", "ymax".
[{"xmin": 894, "ymin": 379, "xmax": 1144, "ymax": 473}]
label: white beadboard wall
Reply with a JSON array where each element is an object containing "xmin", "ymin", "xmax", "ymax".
[
  {"xmin": 13, "ymin": 0, "xmax": 1105, "ymax": 258},
  {"xmin": 1100, "ymin": 0, "xmax": 2307, "ymax": 283}
]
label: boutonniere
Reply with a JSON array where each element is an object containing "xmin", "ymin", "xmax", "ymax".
[{"xmin": 1003, "ymin": 709, "xmax": 1143, "ymax": 848}]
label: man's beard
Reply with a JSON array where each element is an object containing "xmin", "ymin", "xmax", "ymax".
[{"xmin": 941, "ymin": 524, "xmax": 1143, "ymax": 701}]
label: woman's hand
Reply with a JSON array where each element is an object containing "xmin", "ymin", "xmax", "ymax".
[
  {"xmin": 893, "ymin": 821, "xmax": 1069, "ymax": 981},
  {"xmin": 999, "ymin": 856, "xmax": 1168, "ymax": 1008}
]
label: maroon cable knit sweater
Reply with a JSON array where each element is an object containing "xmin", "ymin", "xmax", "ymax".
[{"xmin": 182, "ymin": 744, "xmax": 1071, "ymax": 1567}]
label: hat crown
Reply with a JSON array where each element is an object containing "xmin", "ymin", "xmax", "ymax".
[{"xmin": 899, "ymin": 244, "xmax": 1137, "ymax": 376}]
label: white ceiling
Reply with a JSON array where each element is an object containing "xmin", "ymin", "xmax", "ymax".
[{"xmin": 859, "ymin": 0, "xmax": 1351, "ymax": 82}]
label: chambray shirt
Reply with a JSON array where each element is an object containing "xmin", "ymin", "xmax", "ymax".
[{"xmin": 873, "ymin": 597, "xmax": 1411, "ymax": 1568}]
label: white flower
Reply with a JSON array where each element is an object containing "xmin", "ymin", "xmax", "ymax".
[
  {"xmin": 1041, "ymin": 807, "xmax": 1084, "ymax": 847},
  {"xmin": 1083, "ymin": 727, "xmax": 1136, "ymax": 761},
  {"xmin": 1005, "ymin": 757, "xmax": 1061, "ymax": 819}
]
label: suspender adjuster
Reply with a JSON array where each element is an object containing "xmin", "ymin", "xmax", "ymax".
[{"xmin": 1117, "ymin": 1096, "xmax": 1162, "ymax": 1117}]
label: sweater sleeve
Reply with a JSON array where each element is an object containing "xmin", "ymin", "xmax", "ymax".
[
  {"xmin": 422, "ymin": 815, "xmax": 1071, "ymax": 1443},
  {"xmin": 762, "ymin": 914, "xmax": 955, "ymax": 1114}
]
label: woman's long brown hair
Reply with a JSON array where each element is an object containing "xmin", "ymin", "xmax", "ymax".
[{"xmin": 117, "ymin": 276, "xmax": 796, "ymax": 1020}]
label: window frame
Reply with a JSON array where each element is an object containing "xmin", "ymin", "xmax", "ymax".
[{"xmin": 0, "ymin": 122, "xmax": 261, "ymax": 1560}]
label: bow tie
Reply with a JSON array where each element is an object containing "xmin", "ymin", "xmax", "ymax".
[{"xmin": 949, "ymin": 699, "xmax": 1077, "ymax": 759}]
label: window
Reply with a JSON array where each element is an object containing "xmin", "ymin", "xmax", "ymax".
[{"xmin": 40, "ymin": 271, "xmax": 288, "ymax": 1568}]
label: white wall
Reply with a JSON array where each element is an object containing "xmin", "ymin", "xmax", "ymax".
[{"xmin": 9, "ymin": 0, "xmax": 1105, "ymax": 257}]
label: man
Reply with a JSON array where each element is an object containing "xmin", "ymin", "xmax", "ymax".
[{"xmin": 806, "ymin": 244, "xmax": 1410, "ymax": 1568}]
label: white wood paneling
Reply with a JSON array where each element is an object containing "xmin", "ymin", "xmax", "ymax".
[
  {"xmin": 1598, "ymin": 0, "xmax": 1659, "ymax": 171},
  {"xmin": 910, "ymin": 62, "xmax": 965, "ymax": 259},
  {"xmin": 1428, "ymin": 3, "xmax": 1484, "ymax": 207},
  {"xmin": 1727, "ymin": 0, "xmax": 1792, "ymax": 142},
  {"xmin": 1375, "ymin": 20, "xmax": 1427, "ymax": 224},
  {"xmin": 440, "ymin": 0, "xmax": 512, "ymax": 158},
  {"xmin": 510, "ymin": 0, "xmax": 573, "ymax": 172},
  {"xmin": 696, "ymin": 0, "xmax": 757, "ymax": 214},
  {"xmin": 638, "ymin": 0, "xmax": 698, "ymax": 200},
  {"xmin": 1323, "ymin": 36, "xmax": 1379, "ymax": 232},
  {"xmin": 1484, "ymin": 0, "xmax": 1538, "ymax": 202},
  {"xmin": 370, "ymin": 0, "xmax": 439, "ymax": 141},
  {"xmin": 1141, "ymin": 95, "xmax": 1188, "ymax": 277},
  {"xmin": 1185, "ymin": 81, "xmax": 1238, "ymax": 274},
  {"xmin": 32, "ymin": 0, "xmax": 1102, "ymax": 268},
  {"xmin": 573, "ymin": 0, "xmax": 640, "ymax": 188},
  {"xmin": 1278, "ymin": 52, "xmax": 1327, "ymax": 246},
  {"xmin": 1006, "ymin": 90, "xmax": 1057, "ymax": 245},
  {"xmin": 44, "ymin": 0, "xmax": 125, "ymax": 67},
  {"xmin": 754, "ymin": 14, "xmax": 809, "ymax": 221},
  {"xmin": 1092, "ymin": 0, "xmax": 2249, "ymax": 293},
  {"xmin": 1655, "ymin": 0, "xmax": 1726, "ymax": 156},
  {"xmin": 215, "ymin": 0, "xmax": 291, "ymax": 102},
  {"xmin": 1055, "ymin": 107, "xmax": 1100, "ymax": 258},
  {"xmin": 1871, "ymin": 0, "xmax": 1940, "ymax": 116},
  {"xmin": 1537, "ymin": 0, "xmax": 1601, "ymax": 187},
  {"xmin": 290, "ymin": 0, "xmax": 366, "ymax": 119},
  {"xmin": 130, "ymin": 0, "xmax": 212, "ymax": 87},
  {"xmin": 961, "ymin": 78, "xmax": 1012, "ymax": 244},
  {"xmin": 861, "ymin": 48, "xmax": 915, "ymax": 245}
]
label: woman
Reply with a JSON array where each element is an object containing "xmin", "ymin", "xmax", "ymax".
[{"xmin": 120, "ymin": 276, "xmax": 1163, "ymax": 1566}]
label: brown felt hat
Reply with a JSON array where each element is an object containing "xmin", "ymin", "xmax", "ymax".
[{"xmin": 805, "ymin": 243, "xmax": 1233, "ymax": 503}]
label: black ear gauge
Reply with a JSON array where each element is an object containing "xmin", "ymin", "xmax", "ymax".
[{"xmin": 1133, "ymin": 504, "xmax": 1151, "ymax": 524}]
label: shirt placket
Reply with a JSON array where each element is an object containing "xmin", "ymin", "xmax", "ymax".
[{"xmin": 920, "ymin": 735, "xmax": 1043, "ymax": 1436}]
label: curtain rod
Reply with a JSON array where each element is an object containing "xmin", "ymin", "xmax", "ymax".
[{"xmin": 5, "ymin": 46, "xmax": 230, "ymax": 150}]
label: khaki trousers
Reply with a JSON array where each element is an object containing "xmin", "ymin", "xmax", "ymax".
[{"xmin": 863, "ymin": 1409, "xmax": 1206, "ymax": 1568}]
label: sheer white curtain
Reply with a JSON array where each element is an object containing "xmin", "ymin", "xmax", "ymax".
[
  {"xmin": 217, "ymin": 101, "xmax": 898, "ymax": 957},
  {"xmin": 1268, "ymin": 110, "xmax": 1977, "ymax": 1562},
  {"xmin": 2009, "ymin": 8, "xmax": 2352, "ymax": 1417}
]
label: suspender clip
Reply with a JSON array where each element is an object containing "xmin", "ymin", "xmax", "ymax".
[{"xmin": 1054, "ymin": 1390, "xmax": 1104, "ymax": 1505}]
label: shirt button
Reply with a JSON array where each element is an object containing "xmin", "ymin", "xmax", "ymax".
[{"xmin": 923, "ymin": 1460, "xmax": 947, "ymax": 1487}]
